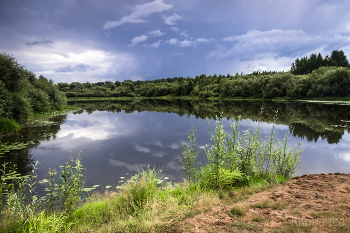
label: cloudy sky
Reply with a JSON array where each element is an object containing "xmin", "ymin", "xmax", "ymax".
[{"xmin": 1, "ymin": 0, "xmax": 350, "ymax": 84}]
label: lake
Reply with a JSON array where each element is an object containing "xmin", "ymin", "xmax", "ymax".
[{"xmin": 2, "ymin": 99, "xmax": 350, "ymax": 192}]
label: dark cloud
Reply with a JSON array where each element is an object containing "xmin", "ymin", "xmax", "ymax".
[
  {"xmin": 55, "ymin": 63, "xmax": 90, "ymax": 73},
  {"xmin": 26, "ymin": 40, "xmax": 53, "ymax": 46},
  {"xmin": 1, "ymin": 0, "xmax": 350, "ymax": 83}
]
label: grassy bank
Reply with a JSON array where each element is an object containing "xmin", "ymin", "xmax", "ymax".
[
  {"xmin": 0, "ymin": 164, "xmax": 287, "ymax": 233},
  {"xmin": 0, "ymin": 117, "xmax": 302, "ymax": 232},
  {"xmin": 0, "ymin": 105, "xmax": 79, "ymax": 136}
]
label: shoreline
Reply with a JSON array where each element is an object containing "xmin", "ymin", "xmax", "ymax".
[
  {"xmin": 173, "ymin": 172, "xmax": 350, "ymax": 232},
  {"xmin": 66, "ymin": 96, "xmax": 350, "ymax": 105}
]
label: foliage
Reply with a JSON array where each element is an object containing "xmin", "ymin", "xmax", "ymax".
[
  {"xmin": 291, "ymin": 50, "xmax": 349, "ymax": 75},
  {"xmin": 0, "ymin": 53, "xmax": 67, "ymax": 126},
  {"xmin": 180, "ymin": 116, "xmax": 303, "ymax": 190},
  {"xmin": 44, "ymin": 155, "xmax": 85, "ymax": 214},
  {"xmin": 180, "ymin": 127, "xmax": 200, "ymax": 184},
  {"xmin": 60, "ymin": 64, "xmax": 350, "ymax": 101},
  {"xmin": 0, "ymin": 118, "xmax": 21, "ymax": 135}
]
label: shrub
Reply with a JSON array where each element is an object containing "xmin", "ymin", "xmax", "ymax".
[{"xmin": 180, "ymin": 115, "xmax": 303, "ymax": 190}]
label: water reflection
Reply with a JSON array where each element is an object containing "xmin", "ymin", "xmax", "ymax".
[{"xmin": 1, "ymin": 100, "xmax": 350, "ymax": 193}]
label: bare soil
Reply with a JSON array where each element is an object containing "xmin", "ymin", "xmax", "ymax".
[{"xmin": 171, "ymin": 173, "xmax": 350, "ymax": 233}]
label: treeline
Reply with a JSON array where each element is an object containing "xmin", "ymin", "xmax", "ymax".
[
  {"xmin": 58, "ymin": 50, "xmax": 350, "ymax": 100},
  {"xmin": 291, "ymin": 50, "xmax": 349, "ymax": 75},
  {"xmin": 59, "ymin": 66, "xmax": 350, "ymax": 100},
  {"xmin": 0, "ymin": 53, "xmax": 67, "ymax": 130}
]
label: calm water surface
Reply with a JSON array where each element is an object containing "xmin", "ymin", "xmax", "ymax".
[{"xmin": 2, "ymin": 100, "xmax": 350, "ymax": 192}]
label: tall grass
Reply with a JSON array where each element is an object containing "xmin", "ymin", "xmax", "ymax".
[
  {"xmin": 180, "ymin": 114, "xmax": 303, "ymax": 190},
  {"xmin": 0, "ymin": 118, "xmax": 21, "ymax": 135}
]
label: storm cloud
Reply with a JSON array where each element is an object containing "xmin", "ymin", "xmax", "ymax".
[{"xmin": 1, "ymin": 0, "xmax": 350, "ymax": 83}]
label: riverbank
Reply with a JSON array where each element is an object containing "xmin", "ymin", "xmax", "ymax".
[
  {"xmin": 0, "ymin": 106, "xmax": 79, "ymax": 137},
  {"xmin": 1, "ymin": 172, "xmax": 348, "ymax": 232},
  {"xmin": 172, "ymin": 173, "xmax": 350, "ymax": 233},
  {"xmin": 66, "ymin": 96, "xmax": 350, "ymax": 104}
]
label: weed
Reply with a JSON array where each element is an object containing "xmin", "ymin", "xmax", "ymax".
[
  {"xmin": 344, "ymin": 186, "xmax": 350, "ymax": 193},
  {"xmin": 252, "ymin": 214, "xmax": 266, "ymax": 222},
  {"xmin": 227, "ymin": 221, "xmax": 260, "ymax": 232},
  {"xmin": 44, "ymin": 155, "xmax": 85, "ymax": 214},
  {"xmin": 180, "ymin": 116, "xmax": 303, "ymax": 191},
  {"xmin": 250, "ymin": 199, "xmax": 288, "ymax": 210},
  {"xmin": 291, "ymin": 209, "xmax": 302, "ymax": 215},
  {"xmin": 294, "ymin": 200, "xmax": 302, "ymax": 205},
  {"xmin": 180, "ymin": 127, "xmax": 200, "ymax": 184},
  {"xmin": 228, "ymin": 206, "xmax": 245, "ymax": 217}
]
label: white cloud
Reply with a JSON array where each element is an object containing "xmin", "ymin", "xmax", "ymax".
[
  {"xmin": 213, "ymin": 29, "xmax": 350, "ymax": 60},
  {"xmin": 142, "ymin": 40, "xmax": 162, "ymax": 48},
  {"xmin": 132, "ymin": 142, "xmax": 151, "ymax": 153},
  {"xmin": 103, "ymin": 0, "xmax": 173, "ymax": 29},
  {"xmin": 168, "ymin": 143, "xmax": 180, "ymax": 149},
  {"xmin": 180, "ymin": 31, "xmax": 189, "ymax": 38},
  {"xmin": 150, "ymin": 40, "xmax": 162, "ymax": 48},
  {"xmin": 167, "ymin": 37, "xmax": 213, "ymax": 48},
  {"xmin": 149, "ymin": 29, "xmax": 165, "ymax": 37},
  {"xmin": 56, "ymin": 114, "xmax": 133, "ymax": 141},
  {"xmin": 129, "ymin": 35, "xmax": 148, "ymax": 47},
  {"xmin": 13, "ymin": 40, "xmax": 135, "ymax": 83},
  {"xmin": 153, "ymin": 151, "xmax": 166, "ymax": 158},
  {"xmin": 196, "ymin": 38, "xmax": 211, "ymax": 43},
  {"xmin": 166, "ymin": 161, "xmax": 182, "ymax": 171},
  {"xmin": 109, "ymin": 159, "xmax": 148, "ymax": 172},
  {"xmin": 168, "ymin": 38, "xmax": 178, "ymax": 45},
  {"xmin": 171, "ymin": 27, "xmax": 179, "ymax": 32},
  {"xmin": 164, "ymin": 13, "xmax": 182, "ymax": 25},
  {"xmin": 179, "ymin": 40, "xmax": 196, "ymax": 47}
]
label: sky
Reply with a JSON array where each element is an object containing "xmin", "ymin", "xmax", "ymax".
[{"xmin": 1, "ymin": 0, "xmax": 350, "ymax": 84}]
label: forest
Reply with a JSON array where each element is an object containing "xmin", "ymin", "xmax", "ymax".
[
  {"xmin": 0, "ymin": 53, "xmax": 67, "ymax": 134},
  {"xmin": 58, "ymin": 50, "xmax": 350, "ymax": 100}
]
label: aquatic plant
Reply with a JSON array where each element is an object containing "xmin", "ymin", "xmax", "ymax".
[
  {"xmin": 180, "ymin": 127, "xmax": 200, "ymax": 184},
  {"xmin": 44, "ymin": 155, "xmax": 85, "ymax": 214}
]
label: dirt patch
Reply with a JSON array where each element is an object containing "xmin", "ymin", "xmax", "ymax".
[{"xmin": 169, "ymin": 173, "xmax": 350, "ymax": 232}]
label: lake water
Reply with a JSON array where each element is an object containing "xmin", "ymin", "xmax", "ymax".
[{"xmin": 2, "ymin": 99, "xmax": 350, "ymax": 192}]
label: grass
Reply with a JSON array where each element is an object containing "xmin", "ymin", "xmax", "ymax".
[
  {"xmin": 228, "ymin": 206, "xmax": 245, "ymax": 217},
  {"xmin": 251, "ymin": 214, "xmax": 266, "ymax": 222},
  {"xmin": 0, "ymin": 118, "xmax": 21, "ymax": 135},
  {"xmin": 0, "ymin": 161, "xmax": 287, "ymax": 233},
  {"xmin": 226, "ymin": 221, "xmax": 260, "ymax": 232},
  {"xmin": 250, "ymin": 199, "xmax": 289, "ymax": 210},
  {"xmin": 28, "ymin": 105, "xmax": 79, "ymax": 120}
]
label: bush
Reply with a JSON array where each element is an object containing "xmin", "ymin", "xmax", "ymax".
[{"xmin": 180, "ymin": 116, "xmax": 303, "ymax": 190}]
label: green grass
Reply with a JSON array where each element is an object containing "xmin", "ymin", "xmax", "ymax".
[
  {"xmin": 0, "ymin": 118, "xmax": 21, "ymax": 135},
  {"xmin": 28, "ymin": 105, "xmax": 79, "ymax": 119},
  {"xmin": 228, "ymin": 206, "xmax": 245, "ymax": 217},
  {"xmin": 0, "ymin": 164, "xmax": 287, "ymax": 233}
]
